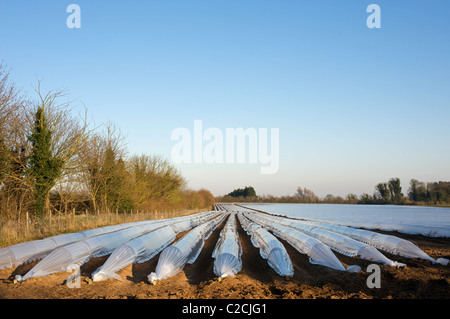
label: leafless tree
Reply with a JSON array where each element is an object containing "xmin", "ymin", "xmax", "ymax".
[
  {"xmin": 0, "ymin": 63, "xmax": 33, "ymax": 218},
  {"xmin": 78, "ymin": 122, "xmax": 127, "ymax": 212}
]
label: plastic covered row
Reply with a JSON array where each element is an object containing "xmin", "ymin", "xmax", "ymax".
[
  {"xmin": 263, "ymin": 215, "xmax": 406, "ymax": 267},
  {"xmin": 241, "ymin": 211, "xmax": 346, "ymax": 271},
  {"xmin": 14, "ymin": 210, "xmax": 222, "ymax": 282},
  {"xmin": 212, "ymin": 213, "xmax": 242, "ymax": 279},
  {"xmin": 92, "ymin": 212, "xmax": 219, "ymax": 282},
  {"xmin": 148, "ymin": 213, "xmax": 227, "ymax": 284},
  {"xmin": 91, "ymin": 224, "xmax": 178, "ymax": 281},
  {"xmin": 298, "ymin": 220, "xmax": 448, "ymax": 265},
  {"xmin": 1, "ymin": 209, "xmax": 219, "ymax": 272},
  {"xmin": 237, "ymin": 207, "xmax": 449, "ymax": 266},
  {"xmin": 238, "ymin": 203, "xmax": 450, "ymax": 238},
  {"xmin": 14, "ymin": 220, "xmax": 176, "ymax": 282},
  {"xmin": 0, "ymin": 220, "xmax": 157, "ymax": 270},
  {"xmin": 237, "ymin": 213, "xmax": 293, "ymax": 277}
]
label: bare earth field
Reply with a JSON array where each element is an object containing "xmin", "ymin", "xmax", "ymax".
[{"xmin": 0, "ymin": 219, "xmax": 449, "ymax": 300}]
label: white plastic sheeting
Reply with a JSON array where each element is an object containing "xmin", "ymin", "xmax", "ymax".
[
  {"xmin": 15, "ymin": 221, "xmax": 172, "ymax": 282},
  {"xmin": 212, "ymin": 213, "xmax": 242, "ymax": 278},
  {"xmin": 239, "ymin": 203, "xmax": 450, "ymax": 238},
  {"xmin": 91, "ymin": 212, "xmax": 218, "ymax": 282},
  {"xmin": 297, "ymin": 224, "xmax": 405, "ymax": 267},
  {"xmin": 241, "ymin": 211, "xmax": 346, "ymax": 271},
  {"xmin": 298, "ymin": 221, "xmax": 448, "ymax": 265},
  {"xmin": 91, "ymin": 225, "xmax": 177, "ymax": 282},
  {"xmin": 246, "ymin": 211, "xmax": 405, "ymax": 267},
  {"xmin": 0, "ymin": 221, "xmax": 150, "ymax": 270},
  {"xmin": 14, "ymin": 211, "xmax": 222, "ymax": 281},
  {"xmin": 236, "ymin": 204, "xmax": 449, "ymax": 266},
  {"xmin": 237, "ymin": 213, "xmax": 294, "ymax": 277},
  {"xmin": 148, "ymin": 213, "xmax": 226, "ymax": 284}
]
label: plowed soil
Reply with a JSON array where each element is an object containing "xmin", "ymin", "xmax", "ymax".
[{"xmin": 0, "ymin": 219, "xmax": 449, "ymax": 299}]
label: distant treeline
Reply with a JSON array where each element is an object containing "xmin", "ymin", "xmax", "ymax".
[
  {"xmin": 226, "ymin": 186, "xmax": 256, "ymax": 198},
  {"xmin": 217, "ymin": 179, "xmax": 450, "ymax": 206},
  {"xmin": 0, "ymin": 62, "xmax": 214, "ymax": 220},
  {"xmin": 359, "ymin": 178, "xmax": 450, "ymax": 206}
]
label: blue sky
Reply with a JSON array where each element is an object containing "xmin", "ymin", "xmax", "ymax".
[{"xmin": 1, "ymin": 1, "xmax": 449, "ymax": 197}]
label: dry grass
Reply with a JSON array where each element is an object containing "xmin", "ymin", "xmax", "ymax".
[{"xmin": 0, "ymin": 208, "xmax": 207, "ymax": 248}]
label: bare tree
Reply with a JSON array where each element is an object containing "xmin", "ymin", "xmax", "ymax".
[
  {"xmin": 0, "ymin": 62, "xmax": 33, "ymax": 218},
  {"xmin": 30, "ymin": 82, "xmax": 93, "ymax": 177},
  {"xmin": 78, "ymin": 122, "xmax": 127, "ymax": 212},
  {"xmin": 295, "ymin": 186, "xmax": 317, "ymax": 203},
  {"xmin": 26, "ymin": 81, "xmax": 93, "ymax": 216},
  {"xmin": 128, "ymin": 154, "xmax": 186, "ymax": 211}
]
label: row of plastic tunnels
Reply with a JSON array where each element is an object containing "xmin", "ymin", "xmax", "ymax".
[{"xmin": 0, "ymin": 203, "xmax": 447, "ymax": 284}]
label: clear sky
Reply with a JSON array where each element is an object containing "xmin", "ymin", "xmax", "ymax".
[{"xmin": 1, "ymin": 1, "xmax": 449, "ymax": 197}]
